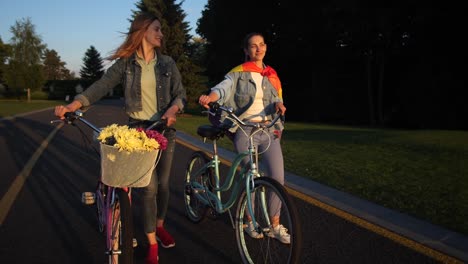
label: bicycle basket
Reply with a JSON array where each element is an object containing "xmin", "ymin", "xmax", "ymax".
[{"xmin": 100, "ymin": 143, "xmax": 159, "ymax": 187}]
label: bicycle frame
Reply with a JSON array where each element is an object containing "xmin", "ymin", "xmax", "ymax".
[
  {"xmin": 185, "ymin": 103, "xmax": 302, "ymax": 263},
  {"xmin": 187, "ymin": 104, "xmax": 282, "ymax": 227},
  {"xmin": 190, "ymin": 148, "xmax": 251, "ymax": 213}
]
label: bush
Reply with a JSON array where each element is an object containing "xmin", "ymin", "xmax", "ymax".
[{"xmin": 31, "ymin": 91, "xmax": 49, "ymax": 100}]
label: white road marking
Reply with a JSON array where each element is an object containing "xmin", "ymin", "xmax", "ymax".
[{"xmin": 0, "ymin": 123, "xmax": 63, "ymax": 225}]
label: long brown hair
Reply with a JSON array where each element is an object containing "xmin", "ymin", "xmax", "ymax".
[{"xmin": 107, "ymin": 12, "xmax": 159, "ymax": 60}]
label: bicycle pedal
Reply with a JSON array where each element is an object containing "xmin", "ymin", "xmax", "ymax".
[
  {"xmin": 81, "ymin": 192, "xmax": 95, "ymax": 205},
  {"xmin": 192, "ymin": 187, "xmax": 205, "ymax": 194},
  {"xmin": 185, "ymin": 185, "xmax": 205, "ymax": 195},
  {"xmin": 208, "ymin": 208, "xmax": 219, "ymax": 219}
]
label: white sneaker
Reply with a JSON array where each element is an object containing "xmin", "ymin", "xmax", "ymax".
[
  {"xmin": 267, "ymin": 224, "xmax": 290, "ymax": 244},
  {"xmin": 243, "ymin": 221, "xmax": 264, "ymax": 239}
]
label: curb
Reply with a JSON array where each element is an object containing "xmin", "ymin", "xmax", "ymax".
[{"xmin": 176, "ymin": 131, "xmax": 468, "ymax": 263}]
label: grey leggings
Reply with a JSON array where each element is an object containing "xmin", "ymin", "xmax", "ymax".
[{"xmin": 233, "ymin": 126, "xmax": 284, "ymax": 217}]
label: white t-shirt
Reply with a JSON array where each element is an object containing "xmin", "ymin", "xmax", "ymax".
[{"xmin": 242, "ymin": 72, "xmax": 267, "ymax": 122}]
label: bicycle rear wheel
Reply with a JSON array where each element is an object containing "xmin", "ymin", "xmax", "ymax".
[
  {"xmin": 106, "ymin": 188, "xmax": 133, "ymax": 264},
  {"xmin": 235, "ymin": 177, "xmax": 302, "ymax": 264},
  {"xmin": 184, "ymin": 151, "xmax": 211, "ymax": 223}
]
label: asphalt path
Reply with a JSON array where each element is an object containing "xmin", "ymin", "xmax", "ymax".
[{"xmin": 0, "ymin": 99, "xmax": 447, "ymax": 263}]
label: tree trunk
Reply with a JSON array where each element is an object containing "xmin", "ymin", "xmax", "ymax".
[
  {"xmin": 377, "ymin": 51, "xmax": 385, "ymax": 126},
  {"xmin": 366, "ymin": 50, "xmax": 376, "ymax": 126}
]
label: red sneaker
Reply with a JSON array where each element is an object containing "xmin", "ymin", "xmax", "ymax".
[
  {"xmin": 156, "ymin": 226, "xmax": 176, "ymax": 248},
  {"xmin": 145, "ymin": 243, "xmax": 158, "ymax": 264}
]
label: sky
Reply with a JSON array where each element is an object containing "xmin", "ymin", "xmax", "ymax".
[{"xmin": 0, "ymin": 0, "xmax": 207, "ymax": 75}]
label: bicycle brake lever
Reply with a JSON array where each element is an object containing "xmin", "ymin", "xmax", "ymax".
[
  {"xmin": 50, "ymin": 119, "xmax": 63, "ymax": 124},
  {"xmin": 202, "ymin": 110, "xmax": 216, "ymax": 116}
]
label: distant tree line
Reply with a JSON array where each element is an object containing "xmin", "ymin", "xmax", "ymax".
[
  {"xmin": 0, "ymin": 2, "xmax": 465, "ymax": 129},
  {"xmin": 196, "ymin": 3, "xmax": 466, "ymax": 130},
  {"xmin": 0, "ymin": 17, "xmax": 76, "ymax": 99}
]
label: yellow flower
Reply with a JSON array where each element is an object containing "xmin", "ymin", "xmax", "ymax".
[{"xmin": 97, "ymin": 124, "xmax": 161, "ymax": 152}]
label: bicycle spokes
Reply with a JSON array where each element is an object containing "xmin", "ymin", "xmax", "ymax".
[{"xmin": 236, "ymin": 177, "xmax": 302, "ymax": 264}]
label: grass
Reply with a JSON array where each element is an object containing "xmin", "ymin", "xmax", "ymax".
[
  {"xmin": 278, "ymin": 124, "xmax": 468, "ymax": 236},
  {"xmin": 175, "ymin": 113, "xmax": 468, "ymax": 237},
  {"xmin": 2, "ymin": 101, "xmax": 467, "ymax": 236},
  {"xmin": 0, "ymin": 99, "xmax": 64, "ymax": 117}
]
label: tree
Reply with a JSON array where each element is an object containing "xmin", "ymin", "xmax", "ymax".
[
  {"xmin": 0, "ymin": 37, "xmax": 12, "ymax": 86},
  {"xmin": 80, "ymin": 45, "xmax": 104, "ymax": 82},
  {"xmin": 43, "ymin": 48, "xmax": 72, "ymax": 80},
  {"xmin": 184, "ymin": 37, "xmax": 208, "ymax": 106},
  {"xmin": 330, "ymin": 8, "xmax": 418, "ymax": 127},
  {"xmin": 4, "ymin": 17, "xmax": 46, "ymax": 96}
]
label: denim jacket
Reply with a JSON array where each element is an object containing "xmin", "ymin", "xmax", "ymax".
[
  {"xmin": 211, "ymin": 71, "xmax": 284, "ymax": 132},
  {"xmin": 75, "ymin": 50, "xmax": 186, "ymax": 116}
]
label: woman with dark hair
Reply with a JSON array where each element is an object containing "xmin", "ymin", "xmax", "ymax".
[
  {"xmin": 55, "ymin": 12, "xmax": 186, "ymax": 264},
  {"xmin": 198, "ymin": 32, "xmax": 290, "ymax": 244}
]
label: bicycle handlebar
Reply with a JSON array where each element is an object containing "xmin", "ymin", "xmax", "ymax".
[
  {"xmin": 145, "ymin": 118, "xmax": 168, "ymax": 131},
  {"xmin": 206, "ymin": 102, "xmax": 284, "ymax": 129},
  {"xmin": 51, "ymin": 110, "xmax": 102, "ymax": 133},
  {"xmin": 51, "ymin": 110, "xmax": 168, "ymax": 133}
]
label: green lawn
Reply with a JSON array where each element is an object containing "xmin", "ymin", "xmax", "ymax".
[
  {"xmin": 175, "ymin": 114, "xmax": 468, "ymax": 236},
  {"xmin": 2, "ymin": 101, "xmax": 467, "ymax": 236},
  {"xmin": 0, "ymin": 100, "xmax": 64, "ymax": 117}
]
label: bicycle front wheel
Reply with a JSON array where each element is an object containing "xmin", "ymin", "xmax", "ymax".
[
  {"xmin": 235, "ymin": 177, "xmax": 302, "ymax": 264},
  {"xmin": 96, "ymin": 182, "xmax": 106, "ymax": 233},
  {"xmin": 184, "ymin": 151, "xmax": 211, "ymax": 223},
  {"xmin": 107, "ymin": 188, "xmax": 133, "ymax": 264}
]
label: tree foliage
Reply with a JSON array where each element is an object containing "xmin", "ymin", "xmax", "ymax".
[
  {"xmin": 4, "ymin": 17, "xmax": 46, "ymax": 93},
  {"xmin": 43, "ymin": 49, "xmax": 73, "ymax": 80},
  {"xmin": 196, "ymin": 3, "xmax": 466, "ymax": 129},
  {"xmin": 80, "ymin": 45, "xmax": 104, "ymax": 82},
  {"xmin": 0, "ymin": 37, "xmax": 12, "ymax": 86}
]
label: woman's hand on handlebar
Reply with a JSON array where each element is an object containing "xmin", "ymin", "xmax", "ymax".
[
  {"xmin": 161, "ymin": 114, "xmax": 176, "ymax": 127},
  {"xmin": 54, "ymin": 105, "xmax": 74, "ymax": 119},
  {"xmin": 198, "ymin": 93, "xmax": 220, "ymax": 109},
  {"xmin": 54, "ymin": 100, "xmax": 82, "ymax": 119},
  {"xmin": 275, "ymin": 102, "xmax": 286, "ymax": 116},
  {"xmin": 162, "ymin": 105, "xmax": 179, "ymax": 127}
]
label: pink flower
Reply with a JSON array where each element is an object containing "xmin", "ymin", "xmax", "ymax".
[{"xmin": 136, "ymin": 128, "xmax": 168, "ymax": 150}]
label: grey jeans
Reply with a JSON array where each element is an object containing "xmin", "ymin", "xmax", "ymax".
[
  {"xmin": 129, "ymin": 119, "xmax": 176, "ymax": 234},
  {"xmin": 233, "ymin": 126, "xmax": 284, "ymax": 217},
  {"xmin": 233, "ymin": 126, "xmax": 284, "ymax": 184}
]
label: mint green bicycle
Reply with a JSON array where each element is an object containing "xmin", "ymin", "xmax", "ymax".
[{"xmin": 183, "ymin": 103, "xmax": 302, "ymax": 264}]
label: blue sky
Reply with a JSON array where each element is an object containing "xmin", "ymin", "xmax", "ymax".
[{"xmin": 0, "ymin": 0, "xmax": 207, "ymax": 74}]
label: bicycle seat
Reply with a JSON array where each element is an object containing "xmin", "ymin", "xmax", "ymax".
[{"xmin": 197, "ymin": 125, "xmax": 225, "ymax": 140}]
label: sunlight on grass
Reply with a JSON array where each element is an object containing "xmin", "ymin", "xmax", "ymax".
[
  {"xmin": 281, "ymin": 122, "xmax": 468, "ymax": 235},
  {"xmin": 0, "ymin": 100, "xmax": 64, "ymax": 118}
]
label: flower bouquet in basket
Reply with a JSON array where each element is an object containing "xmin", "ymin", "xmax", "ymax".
[{"xmin": 96, "ymin": 124, "xmax": 168, "ymax": 188}]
